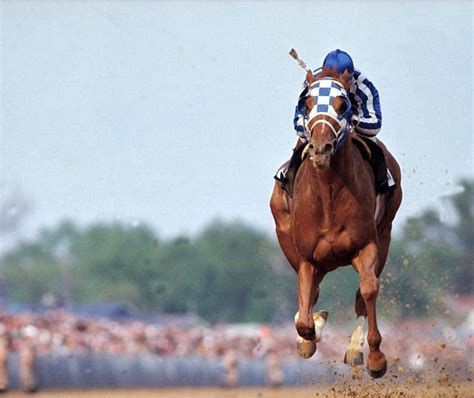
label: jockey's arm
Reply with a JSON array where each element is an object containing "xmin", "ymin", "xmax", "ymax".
[
  {"xmin": 294, "ymin": 135, "xmax": 307, "ymax": 151},
  {"xmin": 350, "ymin": 71, "xmax": 382, "ymax": 139},
  {"xmin": 293, "ymin": 97, "xmax": 309, "ymax": 143}
]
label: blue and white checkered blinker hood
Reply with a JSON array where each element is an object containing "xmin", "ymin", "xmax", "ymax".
[{"xmin": 304, "ymin": 78, "xmax": 352, "ymax": 150}]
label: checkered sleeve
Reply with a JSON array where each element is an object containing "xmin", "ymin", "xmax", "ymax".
[{"xmin": 350, "ymin": 71, "xmax": 382, "ymax": 137}]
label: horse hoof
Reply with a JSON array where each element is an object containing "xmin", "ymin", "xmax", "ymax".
[
  {"xmin": 296, "ymin": 336, "xmax": 316, "ymax": 359},
  {"xmin": 367, "ymin": 360, "xmax": 387, "ymax": 378},
  {"xmin": 344, "ymin": 350, "xmax": 364, "ymax": 366}
]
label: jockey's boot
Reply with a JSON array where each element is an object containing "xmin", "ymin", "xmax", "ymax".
[
  {"xmin": 274, "ymin": 141, "xmax": 306, "ymax": 198},
  {"xmin": 371, "ymin": 145, "xmax": 390, "ymax": 194},
  {"xmin": 356, "ymin": 136, "xmax": 393, "ymax": 194},
  {"xmin": 371, "ymin": 143, "xmax": 396, "ymax": 194}
]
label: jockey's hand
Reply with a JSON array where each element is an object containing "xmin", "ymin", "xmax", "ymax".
[{"xmin": 298, "ymin": 136, "xmax": 308, "ymax": 144}]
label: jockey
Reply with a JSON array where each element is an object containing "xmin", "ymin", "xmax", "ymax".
[
  {"xmin": 294, "ymin": 49, "xmax": 381, "ymax": 141},
  {"xmin": 277, "ymin": 49, "xmax": 394, "ymax": 197}
]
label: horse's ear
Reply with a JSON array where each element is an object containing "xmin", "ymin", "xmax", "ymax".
[
  {"xmin": 306, "ymin": 70, "xmax": 315, "ymax": 85},
  {"xmin": 305, "ymin": 97, "xmax": 315, "ymax": 114}
]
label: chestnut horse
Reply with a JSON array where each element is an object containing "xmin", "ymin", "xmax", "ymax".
[{"xmin": 270, "ymin": 69, "xmax": 402, "ymax": 378}]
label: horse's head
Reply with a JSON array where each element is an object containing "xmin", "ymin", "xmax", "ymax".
[{"xmin": 303, "ymin": 68, "xmax": 352, "ymax": 169}]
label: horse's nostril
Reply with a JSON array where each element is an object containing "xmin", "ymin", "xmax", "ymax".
[{"xmin": 323, "ymin": 143, "xmax": 333, "ymax": 154}]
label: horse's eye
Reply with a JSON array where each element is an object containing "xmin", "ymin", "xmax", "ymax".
[{"xmin": 338, "ymin": 101, "xmax": 348, "ymax": 114}]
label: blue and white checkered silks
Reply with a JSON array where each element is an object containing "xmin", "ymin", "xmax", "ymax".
[{"xmin": 303, "ymin": 78, "xmax": 352, "ymax": 150}]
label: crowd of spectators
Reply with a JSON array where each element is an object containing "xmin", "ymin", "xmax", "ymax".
[{"xmin": 0, "ymin": 308, "xmax": 471, "ymax": 370}]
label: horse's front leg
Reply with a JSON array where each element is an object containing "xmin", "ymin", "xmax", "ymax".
[
  {"xmin": 352, "ymin": 242, "xmax": 387, "ymax": 378},
  {"xmin": 294, "ymin": 261, "xmax": 326, "ymax": 358}
]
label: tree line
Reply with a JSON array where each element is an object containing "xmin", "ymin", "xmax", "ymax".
[{"xmin": 0, "ymin": 179, "xmax": 472, "ymax": 323}]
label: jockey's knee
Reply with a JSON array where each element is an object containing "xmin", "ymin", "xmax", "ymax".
[
  {"xmin": 354, "ymin": 124, "xmax": 381, "ymax": 138},
  {"xmin": 360, "ymin": 276, "xmax": 379, "ymax": 301}
]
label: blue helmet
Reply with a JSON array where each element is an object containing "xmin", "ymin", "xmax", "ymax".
[{"xmin": 322, "ymin": 49, "xmax": 354, "ymax": 76}]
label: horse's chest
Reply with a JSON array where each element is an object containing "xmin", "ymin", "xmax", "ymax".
[
  {"xmin": 292, "ymin": 182, "xmax": 374, "ymax": 265},
  {"xmin": 313, "ymin": 228, "xmax": 362, "ymax": 264},
  {"xmin": 295, "ymin": 214, "xmax": 370, "ymax": 266}
]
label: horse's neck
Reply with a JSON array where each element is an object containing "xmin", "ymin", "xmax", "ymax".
[
  {"xmin": 333, "ymin": 138, "xmax": 358, "ymax": 181},
  {"xmin": 299, "ymin": 141, "xmax": 361, "ymax": 224},
  {"xmin": 311, "ymin": 139, "xmax": 357, "ymax": 191}
]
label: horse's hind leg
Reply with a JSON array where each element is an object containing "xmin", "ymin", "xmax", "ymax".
[{"xmin": 352, "ymin": 241, "xmax": 387, "ymax": 378}]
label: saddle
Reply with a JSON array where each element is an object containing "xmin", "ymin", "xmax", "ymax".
[{"xmin": 274, "ymin": 133, "xmax": 393, "ymax": 198}]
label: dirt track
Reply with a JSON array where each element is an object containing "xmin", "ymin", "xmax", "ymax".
[{"xmin": 5, "ymin": 384, "xmax": 474, "ymax": 398}]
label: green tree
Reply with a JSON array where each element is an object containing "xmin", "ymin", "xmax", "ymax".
[
  {"xmin": 72, "ymin": 223, "xmax": 160, "ymax": 310},
  {"xmin": 191, "ymin": 220, "xmax": 284, "ymax": 322},
  {"xmin": 1, "ymin": 180, "xmax": 471, "ymax": 322},
  {"xmin": 151, "ymin": 236, "xmax": 203, "ymax": 314},
  {"xmin": 1, "ymin": 242, "xmax": 63, "ymax": 303},
  {"xmin": 449, "ymin": 179, "xmax": 474, "ymax": 293}
]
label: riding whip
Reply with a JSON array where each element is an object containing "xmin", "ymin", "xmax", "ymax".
[{"xmin": 289, "ymin": 48, "xmax": 310, "ymax": 72}]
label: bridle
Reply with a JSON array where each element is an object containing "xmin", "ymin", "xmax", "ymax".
[{"xmin": 303, "ymin": 78, "xmax": 352, "ymax": 153}]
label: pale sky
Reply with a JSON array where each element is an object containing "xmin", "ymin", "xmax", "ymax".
[{"xmin": 1, "ymin": 2, "xmax": 473, "ymax": 244}]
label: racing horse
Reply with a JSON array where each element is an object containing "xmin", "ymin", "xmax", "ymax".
[{"xmin": 270, "ymin": 67, "xmax": 402, "ymax": 378}]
